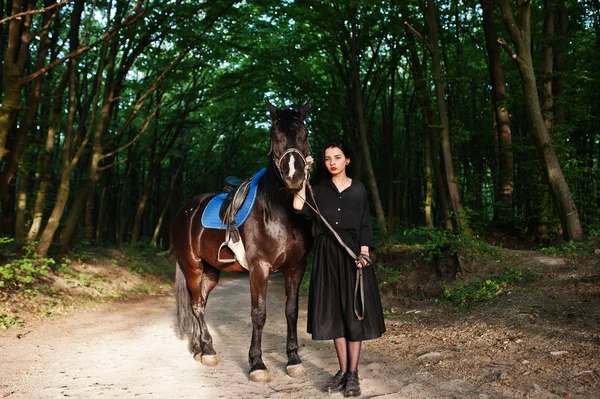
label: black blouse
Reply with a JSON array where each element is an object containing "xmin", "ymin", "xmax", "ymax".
[{"xmin": 298, "ymin": 178, "xmax": 374, "ymax": 250}]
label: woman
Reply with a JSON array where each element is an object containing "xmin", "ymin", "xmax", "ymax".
[{"xmin": 293, "ymin": 139, "xmax": 386, "ymax": 397}]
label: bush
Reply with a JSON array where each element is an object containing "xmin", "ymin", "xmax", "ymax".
[
  {"xmin": 0, "ymin": 241, "xmax": 53, "ymax": 289},
  {"xmin": 377, "ymin": 264, "xmax": 402, "ymax": 289},
  {"xmin": 540, "ymin": 240, "xmax": 590, "ymax": 258},
  {"xmin": 122, "ymin": 243, "xmax": 174, "ymax": 281},
  {"xmin": 438, "ymin": 268, "xmax": 535, "ymax": 307}
]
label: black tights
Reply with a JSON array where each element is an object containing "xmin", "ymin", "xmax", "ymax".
[{"xmin": 333, "ymin": 337, "xmax": 362, "ymax": 373}]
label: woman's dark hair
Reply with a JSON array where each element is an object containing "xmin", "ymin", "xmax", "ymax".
[{"xmin": 311, "ymin": 138, "xmax": 354, "ymax": 184}]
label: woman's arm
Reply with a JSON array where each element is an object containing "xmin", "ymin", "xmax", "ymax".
[
  {"xmin": 292, "ymin": 155, "xmax": 313, "ymax": 211},
  {"xmin": 293, "ymin": 181, "xmax": 307, "ymax": 210}
]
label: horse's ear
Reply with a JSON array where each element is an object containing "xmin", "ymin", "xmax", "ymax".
[
  {"xmin": 299, "ymin": 102, "xmax": 310, "ymax": 120},
  {"xmin": 267, "ymin": 101, "xmax": 278, "ymax": 120}
]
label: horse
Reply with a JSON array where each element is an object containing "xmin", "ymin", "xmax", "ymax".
[{"xmin": 171, "ymin": 101, "xmax": 312, "ymax": 382}]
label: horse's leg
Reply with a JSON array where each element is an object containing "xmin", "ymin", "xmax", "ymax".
[
  {"xmin": 282, "ymin": 261, "xmax": 307, "ymax": 377},
  {"xmin": 180, "ymin": 258, "xmax": 219, "ymax": 366},
  {"xmin": 248, "ymin": 264, "xmax": 271, "ymax": 382},
  {"xmin": 194, "ymin": 263, "xmax": 221, "ymax": 366}
]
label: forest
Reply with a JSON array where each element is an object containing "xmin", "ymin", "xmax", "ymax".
[{"xmin": 0, "ymin": 0, "xmax": 599, "ymax": 261}]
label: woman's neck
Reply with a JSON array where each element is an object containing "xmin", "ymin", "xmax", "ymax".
[{"xmin": 331, "ymin": 173, "xmax": 349, "ymax": 185}]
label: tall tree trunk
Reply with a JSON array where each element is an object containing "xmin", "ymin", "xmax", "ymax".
[
  {"xmin": 542, "ymin": 0, "xmax": 555, "ymax": 134},
  {"xmin": 131, "ymin": 163, "xmax": 157, "ymax": 245},
  {"xmin": 383, "ymin": 80, "xmax": 395, "ymax": 233},
  {"xmin": 0, "ymin": 0, "xmax": 34, "ymax": 232},
  {"xmin": 432, "ymin": 135, "xmax": 452, "ymax": 230},
  {"xmin": 151, "ymin": 157, "xmax": 185, "ymax": 247},
  {"xmin": 26, "ymin": 71, "xmax": 69, "ymax": 243},
  {"xmin": 35, "ymin": 0, "xmax": 95, "ymax": 256},
  {"xmin": 117, "ymin": 153, "xmax": 136, "ymax": 250},
  {"xmin": 12, "ymin": 1, "xmax": 58, "ymax": 243},
  {"xmin": 58, "ymin": 0, "xmax": 124, "ymax": 250},
  {"xmin": 85, "ymin": 186, "xmax": 96, "ymax": 243},
  {"xmin": 498, "ymin": 0, "xmax": 584, "ymax": 240},
  {"xmin": 422, "ymin": 0, "xmax": 469, "ymax": 232},
  {"xmin": 0, "ymin": 0, "xmax": 33, "ymax": 164},
  {"xmin": 0, "ymin": 1, "xmax": 55, "ymax": 206},
  {"xmin": 480, "ymin": 0, "xmax": 514, "ymax": 226},
  {"xmin": 403, "ymin": 8, "xmax": 437, "ymax": 228},
  {"xmin": 59, "ymin": 100, "xmax": 111, "ymax": 250},
  {"xmin": 95, "ymin": 167, "xmax": 111, "ymax": 245},
  {"xmin": 349, "ymin": 20, "xmax": 387, "ymax": 235},
  {"xmin": 553, "ymin": 0, "xmax": 567, "ymax": 124}
]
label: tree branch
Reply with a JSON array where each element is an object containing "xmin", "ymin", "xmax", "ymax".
[
  {"xmin": 498, "ymin": 0, "xmax": 524, "ymax": 53},
  {"xmin": 404, "ymin": 21, "xmax": 434, "ymax": 55},
  {"xmin": 0, "ymin": 0, "xmax": 71, "ymax": 25},
  {"xmin": 100, "ymin": 99, "xmax": 163, "ymax": 160},
  {"xmin": 497, "ymin": 37, "xmax": 521, "ymax": 64},
  {"xmin": 98, "ymin": 157, "xmax": 128, "ymax": 171},
  {"xmin": 20, "ymin": 0, "xmax": 146, "ymax": 85},
  {"xmin": 103, "ymin": 48, "xmax": 190, "ymax": 149}
]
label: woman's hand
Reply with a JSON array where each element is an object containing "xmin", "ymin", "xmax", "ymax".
[
  {"xmin": 355, "ymin": 247, "xmax": 371, "ymax": 268},
  {"xmin": 355, "ymin": 253, "xmax": 371, "ymax": 268},
  {"xmin": 305, "ymin": 155, "xmax": 314, "ymax": 174}
]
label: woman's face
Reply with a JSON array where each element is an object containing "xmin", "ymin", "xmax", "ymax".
[{"xmin": 324, "ymin": 146, "xmax": 349, "ymax": 176}]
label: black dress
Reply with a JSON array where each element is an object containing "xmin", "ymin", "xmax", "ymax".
[{"xmin": 298, "ymin": 178, "xmax": 386, "ymax": 341}]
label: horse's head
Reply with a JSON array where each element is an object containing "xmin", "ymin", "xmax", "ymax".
[{"xmin": 267, "ymin": 101, "xmax": 311, "ymax": 192}]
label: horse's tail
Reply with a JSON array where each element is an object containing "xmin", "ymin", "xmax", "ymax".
[{"xmin": 174, "ymin": 259, "xmax": 194, "ymax": 340}]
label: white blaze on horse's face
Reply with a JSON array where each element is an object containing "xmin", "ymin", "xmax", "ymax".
[{"xmin": 287, "ymin": 154, "xmax": 296, "ymax": 179}]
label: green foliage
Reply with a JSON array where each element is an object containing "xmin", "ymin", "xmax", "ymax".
[
  {"xmin": 393, "ymin": 227, "xmax": 503, "ymax": 263},
  {"xmin": 587, "ymin": 226, "xmax": 600, "ymax": 240},
  {"xmin": 540, "ymin": 240, "xmax": 590, "ymax": 258},
  {"xmin": 0, "ymin": 311, "xmax": 18, "ymax": 329},
  {"xmin": 438, "ymin": 269, "xmax": 535, "ymax": 307},
  {"xmin": 298, "ymin": 250, "xmax": 315, "ymax": 295},
  {"xmin": 0, "ymin": 241, "xmax": 52, "ymax": 289},
  {"xmin": 299, "ymin": 272, "xmax": 311, "ymax": 295},
  {"xmin": 378, "ymin": 265, "xmax": 402, "ymax": 289},
  {"xmin": 122, "ymin": 243, "xmax": 174, "ymax": 281}
]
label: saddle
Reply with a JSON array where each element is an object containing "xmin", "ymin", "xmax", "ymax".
[
  {"xmin": 217, "ymin": 175, "xmax": 252, "ymax": 269},
  {"xmin": 200, "ymin": 168, "xmax": 267, "ymax": 270}
]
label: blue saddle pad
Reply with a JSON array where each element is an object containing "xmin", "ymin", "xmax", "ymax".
[{"xmin": 201, "ymin": 168, "xmax": 267, "ymax": 230}]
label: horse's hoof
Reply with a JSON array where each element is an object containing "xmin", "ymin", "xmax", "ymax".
[
  {"xmin": 286, "ymin": 363, "xmax": 306, "ymax": 378},
  {"xmin": 193, "ymin": 352, "xmax": 203, "ymax": 362},
  {"xmin": 249, "ymin": 369, "xmax": 271, "ymax": 383},
  {"xmin": 201, "ymin": 354, "xmax": 218, "ymax": 367}
]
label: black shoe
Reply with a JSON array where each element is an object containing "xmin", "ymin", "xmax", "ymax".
[
  {"xmin": 344, "ymin": 371, "xmax": 360, "ymax": 397},
  {"xmin": 324, "ymin": 370, "xmax": 346, "ymax": 393}
]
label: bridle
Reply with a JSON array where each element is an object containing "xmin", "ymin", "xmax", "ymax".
[
  {"xmin": 273, "ymin": 147, "xmax": 308, "ymax": 179},
  {"xmin": 269, "ymin": 117, "xmax": 311, "ymax": 181}
]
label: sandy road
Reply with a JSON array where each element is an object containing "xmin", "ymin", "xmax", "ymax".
[{"xmin": 0, "ymin": 273, "xmax": 482, "ymax": 399}]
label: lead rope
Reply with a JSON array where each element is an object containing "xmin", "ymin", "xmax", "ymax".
[{"xmin": 302, "ymin": 178, "xmax": 365, "ymax": 321}]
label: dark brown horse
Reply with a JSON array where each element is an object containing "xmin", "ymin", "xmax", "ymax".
[{"xmin": 171, "ymin": 102, "xmax": 312, "ymax": 382}]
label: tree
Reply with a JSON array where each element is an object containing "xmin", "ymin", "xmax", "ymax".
[
  {"xmin": 498, "ymin": 0, "xmax": 584, "ymax": 240},
  {"xmin": 421, "ymin": 0, "xmax": 469, "ymax": 232},
  {"xmin": 479, "ymin": 0, "xmax": 514, "ymax": 225}
]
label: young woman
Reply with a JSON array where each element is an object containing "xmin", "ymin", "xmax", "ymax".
[{"xmin": 293, "ymin": 139, "xmax": 386, "ymax": 397}]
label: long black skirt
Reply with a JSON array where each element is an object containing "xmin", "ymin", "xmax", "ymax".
[{"xmin": 307, "ymin": 231, "xmax": 386, "ymax": 341}]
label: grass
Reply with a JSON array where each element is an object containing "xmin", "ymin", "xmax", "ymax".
[{"xmin": 0, "ymin": 243, "xmax": 175, "ymax": 329}]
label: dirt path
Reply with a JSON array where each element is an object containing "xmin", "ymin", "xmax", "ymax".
[{"xmin": 0, "ymin": 273, "xmax": 486, "ymax": 399}]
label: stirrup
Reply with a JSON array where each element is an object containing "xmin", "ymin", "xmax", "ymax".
[{"xmin": 217, "ymin": 242, "xmax": 236, "ymax": 263}]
